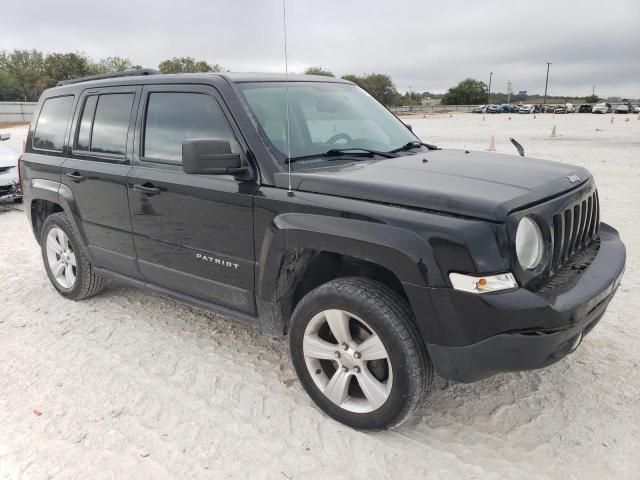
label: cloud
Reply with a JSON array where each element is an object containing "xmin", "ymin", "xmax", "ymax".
[{"xmin": 3, "ymin": 0, "xmax": 639, "ymax": 97}]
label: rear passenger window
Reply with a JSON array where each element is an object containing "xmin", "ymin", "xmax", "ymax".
[
  {"xmin": 143, "ymin": 92, "xmax": 238, "ymax": 163},
  {"xmin": 33, "ymin": 96, "xmax": 74, "ymax": 151},
  {"xmin": 90, "ymin": 94, "xmax": 134, "ymax": 155}
]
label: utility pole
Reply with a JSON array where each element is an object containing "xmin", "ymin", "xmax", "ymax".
[
  {"xmin": 543, "ymin": 62, "xmax": 551, "ymax": 106},
  {"xmin": 507, "ymin": 80, "xmax": 512, "ymax": 104},
  {"xmin": 408, "ymin": 85, "xmax": 413, "ymax": 105},
  {"xmin": 592, "ymin": 85, "xmax": 596, "ymax": 96},
  {"xmin": 488, "ymin": 72, "xmax": 493, "ymax": 104}
]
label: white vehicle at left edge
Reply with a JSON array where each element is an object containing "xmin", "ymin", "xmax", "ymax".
[{"xmin": 0, "ymin": 132, "xmax": 21, "ymax": 202}]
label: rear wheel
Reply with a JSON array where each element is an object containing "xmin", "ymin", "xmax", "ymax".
[
  {"xmin": 289, "ymin": 277, "xmax": 432, "ymax": 430},
  {"xmin": 41, "ymin": 213, "xmax": 104, "ymax": 300}
]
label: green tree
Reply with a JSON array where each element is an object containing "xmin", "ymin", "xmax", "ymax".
[
  {"xmin": 90, "ymin": 56, "xmax": 141, "ymax": 74},
  {"xmin": 158, "ymin": 57, "xmax": 222, "ymax": 74},
  {"xmin": 44, "ymin": 52, "xmax": 92, "ymax": 86},
  {"xmin": 304, "ymin": 66, "xmax": 334, "ymax": 77},
  {"xmin": 584, "ymin": 94, "xmax": 599, "ymax": 103},
  {"xmin": 341, "ymin": 73, "xmax": 398, "ymax": 105},
  {"xmin": 441, "ymin": 78, "xmax": 488, "ymax": 105},
  {"xmin": 0, "ymin": 49, "xmax": 47, "ymax": 101},
  {"xmin": 0, "ymin": 69, "xmax": 18, "ymax": 100}
]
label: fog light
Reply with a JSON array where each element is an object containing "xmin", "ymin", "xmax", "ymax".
[{"xmin": 449, "ymin": 272, "xmax": 518, "ymax": 294}]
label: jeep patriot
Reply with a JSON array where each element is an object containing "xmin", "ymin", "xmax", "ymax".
[{"xmin": 20, "ymin": 69, "xmax": 626, "ymax": 430}]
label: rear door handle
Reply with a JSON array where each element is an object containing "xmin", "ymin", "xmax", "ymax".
[
  {"xmin": 65, "ymin": 172, "xmax": 84, "ymax": 182},
  {"xmin": 132, "ymin": 183, "xmax": 161, "ymax": 195}
]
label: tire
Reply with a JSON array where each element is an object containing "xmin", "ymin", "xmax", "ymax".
[
  {"xmin": 40, "ymin": 212, "xmax": 105, "ymax": 300},
  {"xmin": 288, "ymin": 277, "xmax": 432, "ymax": 430}
]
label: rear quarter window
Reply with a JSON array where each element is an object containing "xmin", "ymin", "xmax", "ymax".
[{"xmin": 32, "ymin": 95, "xmax": 75, "ymax": 151}]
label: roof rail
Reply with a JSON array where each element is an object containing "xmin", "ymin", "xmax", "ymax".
[{"xmin": 56, "ymin": 68, "xmax": 160, "ymax": 86}]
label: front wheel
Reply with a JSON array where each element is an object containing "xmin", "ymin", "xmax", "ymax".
[{"xmin": 289, "ymin": 277, "xmax": 432, "ymax": 430}]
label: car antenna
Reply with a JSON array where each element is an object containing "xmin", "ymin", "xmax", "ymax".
[
  {"xmin": 510, "ymin": 137, "xmax": 525, "ymax": 157},
  {"xmin": 282, "ymin": 0, "xmax": 293, "ymax": 193}
]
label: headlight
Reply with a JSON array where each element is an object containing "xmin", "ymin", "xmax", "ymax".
[{"xmin": 516, "ymin": 217, "xmax": 544, "ymax": 270}]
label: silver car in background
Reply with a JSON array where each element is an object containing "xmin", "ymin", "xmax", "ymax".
[{"xmin": 0, "ymin": 132, "xmax": 21, "ymax": 202}]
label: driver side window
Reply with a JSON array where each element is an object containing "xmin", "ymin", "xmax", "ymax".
[{"xmin": 143, "ymin": 92, "xmax": 239, "ymax": 164}]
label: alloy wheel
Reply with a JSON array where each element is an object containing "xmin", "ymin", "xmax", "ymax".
[
  {"xmin": 46, "ymin": 227, "xmax": 77, "ymax": 289},
  {"xmin": 302, "ymin": 309, "xmax": 393, "ymax": 413}
]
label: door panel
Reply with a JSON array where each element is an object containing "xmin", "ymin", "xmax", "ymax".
[
  {"xmin": 127, "ymin": 166, "xmax": 257, "ymax": 312},
  {"xmin": 60, "ymin": 86, "xmax": 141, "ymax": 279},
  {"xmin": 128, "ymin": 85, "xmax": 258, "ymax": 313}
]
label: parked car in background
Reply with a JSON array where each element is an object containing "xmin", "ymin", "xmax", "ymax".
[
  {"xmin": 540, "ymin": 105, "xmax": 555, "ymax": 113},
  {"xmin": 614, "ymin": 104, "xmax": 630, "ymax": 114},
  {"xmin": 486, "ymin": 104, "xmax": 503, "ymax": 113},
  {"xmin": 500, "ymin": 104, "xmax": 517, "ymax": 113},
  {"xmin": 578, "ymin": 104, "xmax": 593, "ymax": 113},
  {"xmin": 592, "ymin": 103, "xmax": 612, "ymax": 114},
  {"xmin": 518, "ymin": 104, "xmax": 535, "ymax": 114},
  {"xmin": 566, "ymin": 104, "xmax": 575, "ymax": 113},
  {"xmin": 634, "ymin": 106, "xmax": 640, "ymax": 114},
  {"xmin": 0, "ymin": 132, "xmax": 21, "ymax": 202},
  {"xmin": 471, "ymin": 105, "xmax": 486, "ymax": 113},
  {"xmin": 553, "ymin": 105, "xmax": 567, "ymax": 114}
]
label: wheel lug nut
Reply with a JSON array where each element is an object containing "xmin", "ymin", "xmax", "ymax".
[
  {"xmin": 342, "ymin": 366, "xmax": 349, "ymax": 373},
  {"xmin": 334, "ymin": 351, "xmax": 341, "ymax": 359},
  {"xmin": 354, "ymin": 366, "xmax": 361, "ymax": 373},
  {"xmin": 353, "ymin": 352, "xmax": 361, "ymax": 359},
  {"xmin": 341, "ymin": 343, "xmax": 349, "ymax": 351}
]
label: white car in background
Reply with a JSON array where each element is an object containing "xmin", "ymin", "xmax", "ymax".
[
  {"xmin": 0, "ymin": 132, "xmax": 21, "ymax": 202},
  {"xmin": 592, "ymin": 103, "xmax": 611, "ymax": 114},
  {"xmin": 518, "ymin": 104, "xmax": 535, "ymax": 114}
]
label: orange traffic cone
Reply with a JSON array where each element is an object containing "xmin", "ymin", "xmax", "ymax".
[
  {"xmin": 487, "ymin": 135, "xmax": 496, "ymax": 151},
  {"xmin": 550, "ymin": 125, "xmax": 557, "ymax": 137},
  {"xmin": 610, "ymin": 116, "xmax": 614, "ymax": 124}
]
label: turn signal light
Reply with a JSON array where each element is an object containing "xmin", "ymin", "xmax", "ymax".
[{"xmin": 449, "ymin": 272, "xmax": 518, "ymax": 294}]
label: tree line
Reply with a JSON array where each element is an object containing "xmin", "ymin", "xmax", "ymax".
[
  {"xmin": 0, "ymin": 49, "xmax": 604, "ymax": 105},
  {"xmin": 0, "ymin": 49, "xmax": 224, "ymax": 101}
]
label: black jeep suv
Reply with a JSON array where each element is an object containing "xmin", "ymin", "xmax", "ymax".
[{"xmin": 20, "ymin": 70, "xmax": 625, "ymax": 430}]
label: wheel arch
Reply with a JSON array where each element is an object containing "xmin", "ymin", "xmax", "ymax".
[{"xmin": 255, "ymin": 213, "xmax": 438, "ymax": 336}]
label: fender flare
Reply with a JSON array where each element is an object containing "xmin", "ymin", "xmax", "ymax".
[
  {"xmin": 256, "ymin": 212, "xmax": 439, "ymax": 303},
  {"xmin": 27, "ymin": 179, "xmax": 90, "ymax": 251}
]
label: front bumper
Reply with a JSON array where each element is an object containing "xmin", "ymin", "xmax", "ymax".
[{"xmin": 408, "ymin": 223, "xmax": 625, "ymax": 382}]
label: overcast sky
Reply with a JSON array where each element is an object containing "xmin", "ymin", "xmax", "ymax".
[{"xmin": 4, "ymin": 0, "xmax": 639, "ymax": 97}]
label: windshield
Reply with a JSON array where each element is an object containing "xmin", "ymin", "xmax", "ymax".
[{"xmin": 237, "ymin": 82, "xmax": 417, "ymax": 165}]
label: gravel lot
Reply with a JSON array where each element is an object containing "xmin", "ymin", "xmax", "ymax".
[{"xmin": 1, "ymin": 113, "xmax": 639, "ymax": 479}]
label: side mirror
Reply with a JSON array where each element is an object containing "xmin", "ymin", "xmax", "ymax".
[
  {"xmin": 405, "ymin": 124, "xmax": 413, "ymax": 132},
  {"xmin": 182, "ymin": 138, "xmax": 247, "ymax": 175},
  {"xmin": 0, "ymin": 132, "xmax": 10, "ymax": 141}
]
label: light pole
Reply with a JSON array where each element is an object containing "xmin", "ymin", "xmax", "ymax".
[
  {"xmin": 543, "ymin": 62, "xmax": 551, "ymax": 107},
  {"xmin": 488, "ymin": 72, "xmax": 493, "ymax": 104}
]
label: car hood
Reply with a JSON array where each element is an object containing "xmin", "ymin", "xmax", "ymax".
[
  {"xmin": 274, "ymin": 150, "xmax": 591, "ymax": 222},
  {"xmin": 0, "ymin": 144, "xmax": 18, "ymax": 169}
]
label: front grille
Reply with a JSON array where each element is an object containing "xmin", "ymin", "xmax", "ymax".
[
  {"xmin": 535, "ymin": 238, "xmax": 600, "ymax": 293},
  {"xmin": 549, "ymin": 189, "xmax": 599, "ymax": 277}
]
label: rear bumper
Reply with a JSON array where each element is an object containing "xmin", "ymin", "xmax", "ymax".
[{"xmin": 411, "ymin": 223, "xmax": 625, "ymax": 382}]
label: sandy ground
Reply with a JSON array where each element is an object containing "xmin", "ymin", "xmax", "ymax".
[{"xmin": 1, "ymin": 114, "xmax": 639, "ymax": 479}]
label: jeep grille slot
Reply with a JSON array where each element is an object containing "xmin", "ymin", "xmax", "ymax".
[{"xmin": 550, "ymin": 190, "xmax": 599, "ymax": 276}]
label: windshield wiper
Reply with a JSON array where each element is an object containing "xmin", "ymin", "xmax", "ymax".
[
  {"xmin": 390, "ymin": 141, "xmax": 440, "ymax": 153},
  {"xmin": 325, "ymin": 147, "xmax": 397, "ymax": 159},
  {"xmin": 288, "ymin": 147, "xmax": 397, "ymax": 163}
]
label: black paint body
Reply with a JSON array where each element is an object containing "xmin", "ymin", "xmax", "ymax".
[{"xmin": 20, "ymin": 73, "xmax": 626, "ymax": 382}]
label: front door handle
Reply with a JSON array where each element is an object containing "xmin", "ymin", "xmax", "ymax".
[
  {"xmin": 132, "ymin": 183, "xmax": 161, "ymax": 195},
  {"xmin": 65, "ymin": 172, "xmax": 84, "ymax": 182}
]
